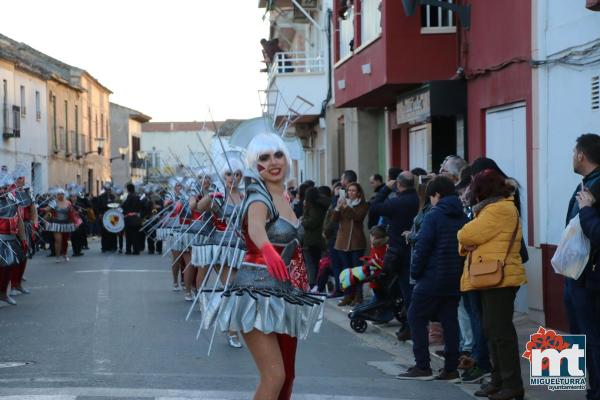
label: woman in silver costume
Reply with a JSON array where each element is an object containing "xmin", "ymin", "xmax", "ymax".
[
  {"xmin": 182, "ymin": 173, "xmax": 214, "ymax": 300},
  {"xmin": 203, "ymin": 133, "xmax": 324, "ymax": 400},
  {"xmin": 192, "ymin": 159, "xmax": 246, "ymax": 348},
  {"xmin": 162, "ymin": 180, "xmax": 185, "ymax": 291},
  {"xmin": 0, "ymin": 173, "xmax": 27, "ymax": 305},
  {"xmin": 42, "ymin": 188, "xmax": 80, "ymax": 263}
]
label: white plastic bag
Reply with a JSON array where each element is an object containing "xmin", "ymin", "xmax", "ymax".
[{"xmin": 551, "ymin": 215, "xmax": 591, "ymax": 280}]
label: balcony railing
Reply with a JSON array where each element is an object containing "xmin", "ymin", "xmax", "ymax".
[{"xmin": 269, "ymin": 51, "xmax": 325, "ymax": 78}]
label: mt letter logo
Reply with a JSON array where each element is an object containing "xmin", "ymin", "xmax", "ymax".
[{"xmin": 522, "ymin": 326, "xmax": 587, "ymax": 391}]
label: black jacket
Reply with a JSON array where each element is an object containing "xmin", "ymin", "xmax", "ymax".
[
  {"xmin": 410, "ymin": 195, "xmax": 468, "ymax": 296},
  {"xmin": 369, "ymin": 186, "xmax": 420, "ymax": 250},
  {"xmin": 566, "ymin": 168, "xmax": 600, "ymax": 287},
  {"xmin": 122, "ymin": 193, "xmax": 144, "ymax": 226},
  {"xmin": 367, "ymin": 183, "xmax": 386, "ymax": 228}
]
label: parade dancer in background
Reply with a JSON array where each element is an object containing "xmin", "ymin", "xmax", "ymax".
[
  {"xmin": 68, "ymin": 186, "xmax": 87, "ymax": 257},
  {"xmin": 43, "ymin": 188, "xmax": 81, "ymax": 263},
  {"xmin": 202, "ymin": 133, "xmax": 325, "ymax": 400},
  {"xmin": 96, "ymin": 183, "xmax": 118, "ymax": 253},
  {"xmin": 0, "ymin": 173, "xmax": 27, "ymax": 306},
  {"xmin": 164, "ymin": 179, "xmax": 185, "ymax": 291},
  {"xmin": 11, "ymin": 166, "xmax": 38, "ymax": 295}
]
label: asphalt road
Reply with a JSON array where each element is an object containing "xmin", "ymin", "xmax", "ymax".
[{"xmin": 0, "ymin": 238, "xmax": 475, "ymax": 400}]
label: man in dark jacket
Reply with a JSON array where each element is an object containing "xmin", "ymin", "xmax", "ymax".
[
  {"xmin": 368, "ymin": 173, "xmax": 385, "ymax": 228},
  {"xmin": 567, "ymin": 133, "xmax": 600, "ymax": 400},
  {"xmin": 370, "ymin": 171, "xmax": 420, "ymax": 340},
  {"xmin": 397, "ymin": 175, "xmax": 467, "ymax": 381},
  {"xmin": 121, "ymin": 183, "xmax": 144, "ymax": 255}
]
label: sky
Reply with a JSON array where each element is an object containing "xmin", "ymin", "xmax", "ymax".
[{"xmin": 1, "ymin": 0, "xmax": 270, "ymax": 122}]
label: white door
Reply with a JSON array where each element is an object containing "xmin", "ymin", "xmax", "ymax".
[
  {"xmin": 486, "ymin": 103, "xmax": 528, "ymax": 312},
  {"xmin": 409, "ymin": 124, "xmax": 432, "ymax": 172}
]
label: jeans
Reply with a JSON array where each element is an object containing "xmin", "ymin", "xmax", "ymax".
[
  {"xmin": 458, "ymin": 297, "xmax": 474, "ymax": 353},
  {"xmin": 463, "ymin": 291, "xmax": 491, "ymax": 371},
  {"xmin": 481, "ymin": 287, "xmax": 523, "ymax": 391},
  {"xmin": 564, "ymin": 279, "xmax": 600, "ymax": 400},
  {"xmin": 408, "ymin": 293, "xmax": 460, "ymax": 371},
  {"xmin": 327, "ymin": 242, "xmax": 343, "ymax": 293}
]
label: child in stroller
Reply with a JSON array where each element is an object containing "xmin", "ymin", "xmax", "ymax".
[{"xmin": 339, "ymin": 226, "xmax": 406, "ymax": 333}]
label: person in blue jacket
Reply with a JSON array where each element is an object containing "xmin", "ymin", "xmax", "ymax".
[
  {"xmin": 397, "ymin": 175, "xmax": 467, "ymax": 382},
  {"xmin": 575, "ymin": 187, "xmax": 600, "ymax": 400}
]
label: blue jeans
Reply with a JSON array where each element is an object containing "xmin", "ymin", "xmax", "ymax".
[
  {"xmin": 564, "ymin": 279, "xmax": 600, "ymax": 400},
  {"xmin": 463, "ymin": 291, "xmax": 491, "ymax": 371},
  {"xmin": 408, "ymin": 293, "xmax": 460, "ymax": 371},
  {"xmin": 327, "ymin": 242, "xmax": 343, "ymax": 293}
]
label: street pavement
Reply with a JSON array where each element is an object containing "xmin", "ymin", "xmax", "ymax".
[{"xmin": 0, "ymin": 239, "xmax": 475, "ymax": 400}]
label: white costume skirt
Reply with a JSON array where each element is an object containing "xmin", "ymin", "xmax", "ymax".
[
  {"xmin": 201, "ymin": 263, "xmax": 325, "ymax": 339},
  {"xmin": 46, "ymin": 221, "xmax": 76, "ymax": 233}
]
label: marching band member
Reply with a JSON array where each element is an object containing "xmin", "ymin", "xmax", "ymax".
[
  {"xmin": 164, "ymin": 178, "xmax": 185, "ymax": 291},
  {"xmin": 202, "ymin": 133, "xmax": 325, "ymax": 399},
  {"xmin": 0, "ymin": 173, "xmax": 27, "ymax": 305},
  {"xmin": 96, "ymin": 183, "xmax": 118, "ymax": 253}
]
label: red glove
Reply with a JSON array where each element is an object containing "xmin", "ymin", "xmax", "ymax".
[
  {"xmin": 33, "ymin": 222, "xmax": 39, "ymax": 231},
  {"xmin": 21, "ymin": 239, "xmax": 28, "ymax": 252},
  {"xmin": 260, "ymin": 243, "xmax": 290, "ymax": 281}
]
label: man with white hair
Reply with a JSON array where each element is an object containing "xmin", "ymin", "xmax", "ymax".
[{"xmin": 439, "ymin": 155, "xmax": 467, "ymax": 184}]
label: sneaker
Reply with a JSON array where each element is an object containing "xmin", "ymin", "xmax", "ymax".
[
  {"xmin": 172, "ymin": 284, "xmax": 181, "ymax": 292},
  {"xmin": 64, "ymin": 255, "xmax": 70, "ymax": 262},
  {"xmin": 16, "ymin": 287, "xmax": 30, "ymax": 294},
  {"xmin": 227, "ymin": 334, "xmax": 243, "ymax": 348},
  {"xmin": 461, "ymin": 366, "xmax": 492, "ymax": 384},
  {"xmin": 435, "ymin": 369, "xmax": 461, "ymax": 383},
  {"xmin": 310, "ymin": 285, "xmax": 319, "ymax": 294},
  {"xmin": 184, "ymin": 291, "xmax": 193, "ymax": 301},
  {"xmin": 55, "ymin": 257, "xmax": 62, "ymax": 263},
  {"xmin": 10, "ymin": 289, "xmax": 19, "ymax": 297},
  {"xmin": 396, "ymin": 366, "xmax": 434, "ymax": 381},
  {"xmin": 0, "ymin": 296, "xmax": 17, "ymax": 305}
]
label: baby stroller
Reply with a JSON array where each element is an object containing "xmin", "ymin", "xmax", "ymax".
[{"xmin": 347, "ymin": 271, "xmax": 406, "ymax": 333}]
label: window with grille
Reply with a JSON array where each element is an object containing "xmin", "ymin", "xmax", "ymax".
[
  {"xmin": 593, "ymin": 76, "xmax": 599, "ymax": 111},
  {"xmin": 20, "ymin": 85, "xmax": 26, "ymax": 117},
  {"xmin": 421, "ymin": 0, "xmax": 456, "ymax": 34}
]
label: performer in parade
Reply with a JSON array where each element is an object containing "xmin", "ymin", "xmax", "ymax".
[
  {"xmin": 96, "ymin": 183, "xmax": 118, "ymax": 253},
  {"xmin": 68, "ymin": 186, "xmax": 87, "ymax": 257},
  {"xmin": 0, "ymin": 173, "xmax": 27, "ymax": 305},
  {"xmin": 11, "ymin": 166, "xmax": 38, "ymax": 295},
  {"xmin": 122, "ymin": 183, "xmax": 144, "ymax": 255},
  {"xmin": 42, "ymin": 188, "xmax": 81, "ymax": 263},
  {"xmin": 144, "ymin": 185, "xmax": 164, "ymax": 255},
  {"xmin": 202, "ymin": 133, "xmax": 325, "ymax": 400},
  {"xmin": 163, "ymin": 179, "xmax": 185, "ymax": 291}
]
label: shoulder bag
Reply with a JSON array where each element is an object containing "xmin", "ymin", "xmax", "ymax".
[{"xmin": 468, "ymin": 218, "xmax": 519, "ymax": 289}]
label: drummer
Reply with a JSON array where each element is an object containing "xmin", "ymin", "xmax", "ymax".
[
  {"xmin": 96, "ymin": 183, "xmax": 118, "ymax": 253},
  {"xmin": 121, "ymin": 183, "xmax": 144, "ymax": 255}
]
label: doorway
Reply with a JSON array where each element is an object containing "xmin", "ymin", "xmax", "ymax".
[
  {"xmin": 485, "ymin": 103, "xmax": 528, "ymax": 313},
  {"xmin": 408, "ymin": 124, "xmax": 432, "ymax": 172}
]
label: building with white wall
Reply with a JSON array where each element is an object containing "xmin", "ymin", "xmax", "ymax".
[
  {"xmin": 0, "ymin": 43, "xmax": 49, "ymax": 193},
  {"xmin": 110, "ymin": 103, "xmax": 151, "ymax": 186},
  {"xmin": 140, "ymin": 121, "xmax": 223, "ymax": 182},
  {"xmin": 532, "ymin": 1, "xmax": 600, "ymax": 327}
]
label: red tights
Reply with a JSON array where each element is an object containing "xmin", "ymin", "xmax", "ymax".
[
  {"xmin": 276, "ymin": 333, "xmax": 298, "ymax": 400},
  {"xmin": 10, "ymin": 259, "xmax": 27, "ymax": 288}
]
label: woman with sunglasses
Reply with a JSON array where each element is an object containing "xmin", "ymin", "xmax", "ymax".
[
  {"xmin": 202, "ymin": 133, "xmax": 325, "ymax": 400},
  {"xmin": 191, "ymin": 161, "xmax": 246, "ymax": 348}
]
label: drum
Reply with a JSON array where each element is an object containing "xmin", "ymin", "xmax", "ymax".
[{"xmin": 102, "ymin": 209, "xmax": 125, "ymax": 233}]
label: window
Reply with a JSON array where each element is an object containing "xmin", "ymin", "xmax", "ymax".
[
  {"xmin": 20, "ymin": 85, "xmax": 26, "ymax": 116},
  {"xmin": 2, "ymin": 80, "xmax": 8, "ymax": 135},
  {"xmin": 421, "ymin": 0, "xmax": 456, "ymax": 34},
  {"xmin": 64, "ymin": 100, "xmax": 69, "ymax": 154},
  {"xmin": 75, "ymin": 105, "xmax": 79, "ymax": 154},
  {"xmin": 35, "ymin": 91, "xmax": 41, "ymax": 121},
  {"xmin": 52, "ymin": 95, "xmax": 57, "ymax": 151},
  {"xmin": 12, "ymin": 105, "xmax": 20, "ymax": 137},
  {"xmin": 361, "ymin": 0, "xmax": 382, "ymax": 46},
  {"xmin": 338, "ymin": 4, "xmax": 354, "ymax": 60},
  {"xmin": 100, "ymin": 113, "xmax": 104, "ymax": 138},
  {"xmin": 87, "ymin": 106, "xmax": 92, "ymax": 149}
]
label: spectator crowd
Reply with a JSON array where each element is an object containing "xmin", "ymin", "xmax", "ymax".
[{"xmin": 288, "ymin": 133, "xmax": 600, "ymax": 400}]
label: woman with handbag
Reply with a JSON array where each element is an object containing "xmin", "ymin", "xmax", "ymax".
[{"xmin": 457, "ymin": 169, "xmax": 526, "ymax": 400}]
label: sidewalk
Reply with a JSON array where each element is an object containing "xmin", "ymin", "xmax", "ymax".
[{"xmin": 327, "ymin": 299, "xmax": 586, "ymax": 400}]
